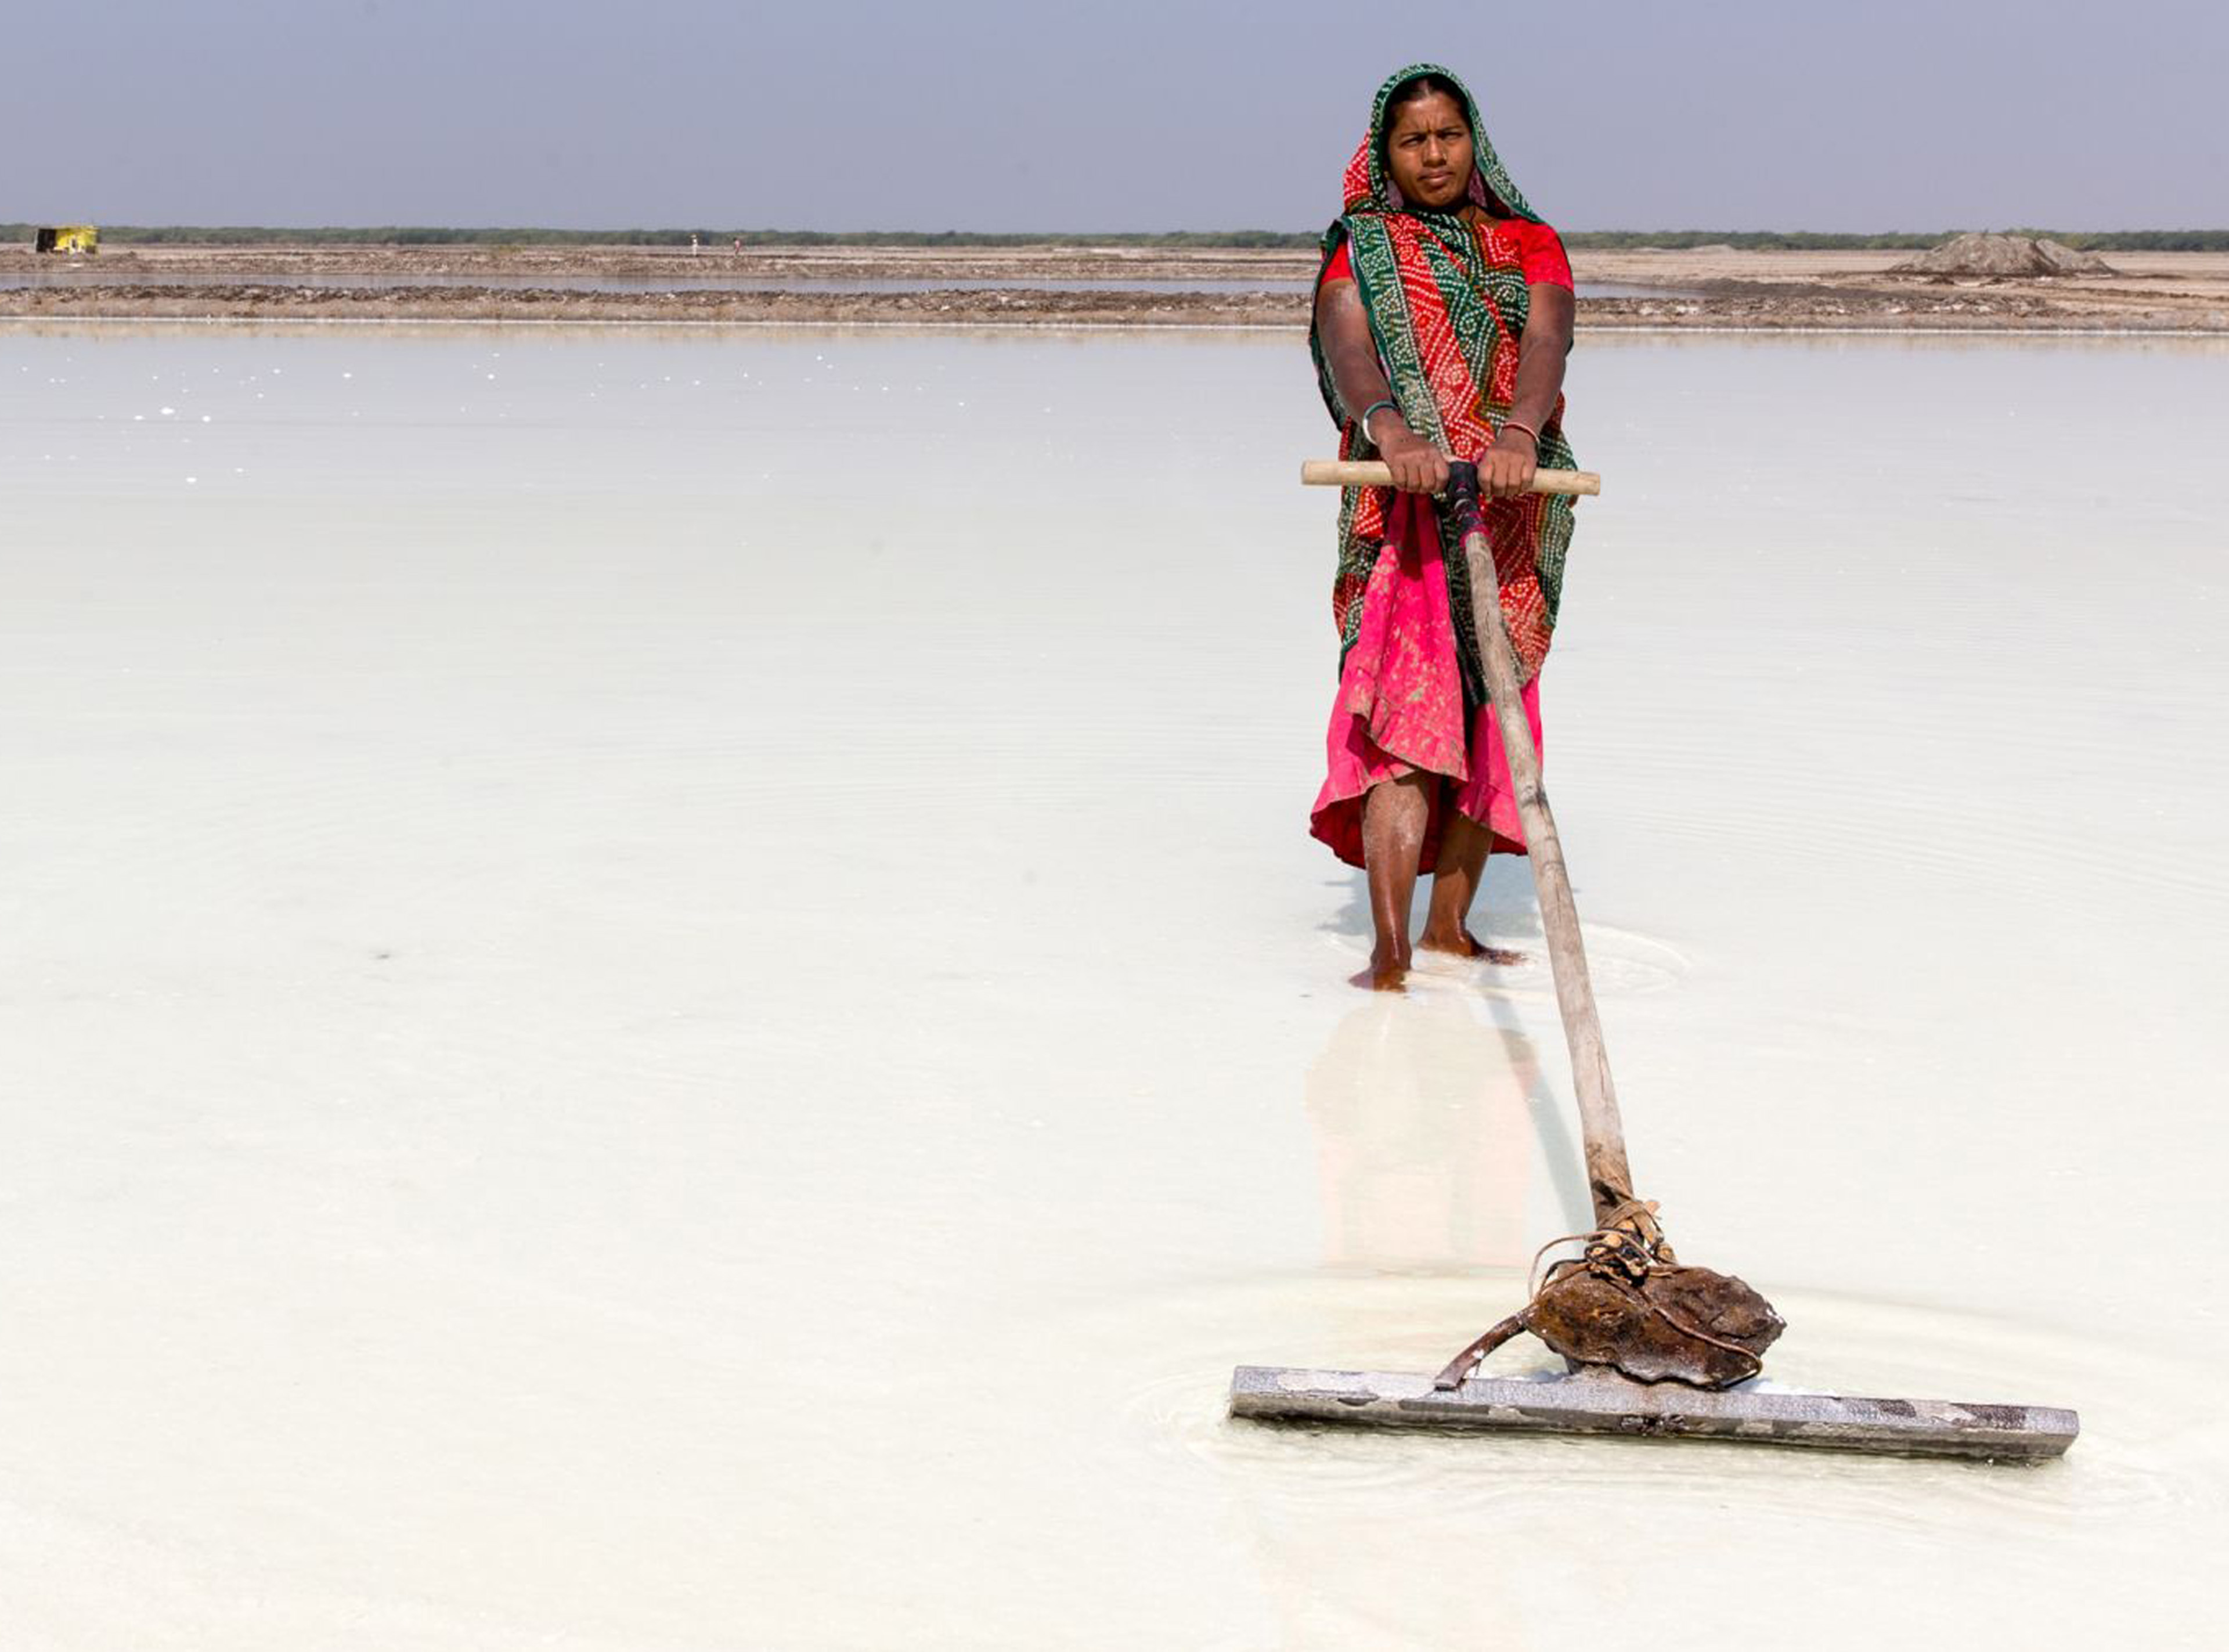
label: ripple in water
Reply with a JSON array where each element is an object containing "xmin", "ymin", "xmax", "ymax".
[
  {"xmin": 1323, "ymin": 922, "xmax": 1693, "ymax": 1000},
  {"xmin": 1080, "ymin": 1273, "xmax": 2223, "ymax": 1532}
]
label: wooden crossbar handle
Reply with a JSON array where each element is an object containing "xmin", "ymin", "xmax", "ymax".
[{"xmin": 1301, "ymin": 460, "xmax": 1601, "ymax": 496}]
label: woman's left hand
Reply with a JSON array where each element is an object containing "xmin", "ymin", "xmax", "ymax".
[{"xmin": 1480, "ymin": 428, "xmax": 1538, "ymax": 498}]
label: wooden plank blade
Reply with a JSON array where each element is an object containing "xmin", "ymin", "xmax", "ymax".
[{"xmin": 1229, "ymin": 1366, "xmax": 2079, "ymax": 1461}]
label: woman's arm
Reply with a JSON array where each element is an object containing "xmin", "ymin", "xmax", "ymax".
[
  {"xmin": 1314, "ymin": 277, "xmax": 1447, "ymax": 494},
  {"xmin": 1480, "ymin": 282, "xmax": 1574, "ymax": 497}
]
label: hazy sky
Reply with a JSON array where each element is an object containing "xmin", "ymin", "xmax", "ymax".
[{"xmin": 11, "ymin": 0, "xmax": 2223, "ymax": 230}]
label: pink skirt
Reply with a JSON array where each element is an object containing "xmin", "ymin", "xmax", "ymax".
[{"xmin": 1310, "ymin": 491, "xmax": 1544, "ymax": 872}]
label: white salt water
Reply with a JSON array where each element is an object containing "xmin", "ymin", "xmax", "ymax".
[{"xmin": 2, "ymin": 323, "xmax": 2224, "ymax": 1649}]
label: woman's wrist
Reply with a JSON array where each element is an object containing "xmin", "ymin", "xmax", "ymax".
[
  {"xmin": 1495, "ymin": 419, "xmax": 1540, "ymax": 449},
  {"xmin": 1360, "ymin": 398, "xmax": 1405, "ymax": 445}
]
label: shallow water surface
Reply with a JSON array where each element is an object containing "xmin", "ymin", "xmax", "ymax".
[{"xmin": 1, "ymin": 324, "xmax": 2224, "ymax": 1648}]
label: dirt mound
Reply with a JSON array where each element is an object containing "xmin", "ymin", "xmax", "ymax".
[{"xmin": 1891, "ymin": 233, "xmax": 2116, "ymax": 278}]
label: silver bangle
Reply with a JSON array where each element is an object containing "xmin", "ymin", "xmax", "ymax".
[{"xmin": 1358, "ymin": 398, "xmax": 1401, "ymax": 438}]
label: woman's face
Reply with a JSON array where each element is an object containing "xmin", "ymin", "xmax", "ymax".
[{"xmin": 1384, "ymin": 91, "xmax": 1474, "ymax": 211}]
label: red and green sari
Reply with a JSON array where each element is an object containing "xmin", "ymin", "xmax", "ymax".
[{"xmin": 1307, "ymin": 63, "xmax": 1581, "ymax": 869}]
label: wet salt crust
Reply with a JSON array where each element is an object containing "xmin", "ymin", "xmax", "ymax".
[{"xmin": 2, "ymin": 326, "xmax": 2225, "ymax": 1649}]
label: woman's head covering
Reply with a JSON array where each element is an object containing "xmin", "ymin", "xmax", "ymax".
[{"xmin": 1341, "ymin": 63, "xmax": 1542, "ymax": 225}]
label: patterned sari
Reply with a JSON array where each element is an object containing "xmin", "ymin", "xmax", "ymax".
[{"xmin": 1307, "ymin": 63, "xmax": 1580, "ymax": 870}]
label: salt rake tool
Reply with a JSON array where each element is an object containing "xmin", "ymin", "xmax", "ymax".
[{"xmin": 1228, "ymin": 457, "xmax": 2077, "ymax": 1460}]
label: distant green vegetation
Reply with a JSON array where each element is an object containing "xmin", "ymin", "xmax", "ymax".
[
  {"xmin": 2022, "ymin": 229, "xmax": 2229, "ymax": 253},
  {"xmin": 0, "ymin": 225, "xmax": 1321, "ymax": 249},
  {"xmin": 1561, "ymin": 229, "xmax": 2229, "ymax": 252},
  {"xmin": 7, "ymin": 224, "xmax": 2227, "ymax": 252}
]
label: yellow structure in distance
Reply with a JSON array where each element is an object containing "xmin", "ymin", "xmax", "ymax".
[{"xmin": 34, "ymin": 226, "xmax": 99, "ymax": 255}]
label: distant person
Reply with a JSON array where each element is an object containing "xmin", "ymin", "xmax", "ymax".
[{"xmin": 1308, "ymin": 64, "xmax": 1579, "ymax": 991}]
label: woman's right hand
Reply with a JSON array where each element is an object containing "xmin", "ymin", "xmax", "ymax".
[{"xmin": 1376, "ymin": 424, "xmax": 1450, "ymax": 494}]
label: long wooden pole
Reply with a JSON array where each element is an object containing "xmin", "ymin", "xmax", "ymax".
[
  {"xmin": 1456, "ymin": 497, "xmax": 1636, "ymax": 1225},
  {"xmin": 1303, "ymin": 459, "xmax": 1634, "ymax": 1228}
]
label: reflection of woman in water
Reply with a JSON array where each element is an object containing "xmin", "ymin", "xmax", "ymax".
[
  {"xmin": 1309, "ymin": 65, "xmax": 1579, "ymax": 992},
  {"xmin": 1307, "ymin": 994, "xmax": 1539, "ymax": 1272}
]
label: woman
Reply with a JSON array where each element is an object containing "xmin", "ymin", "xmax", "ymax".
[{"xmin": 1310, "ymin": 64, "xmax": 1579, "ymax": 992}]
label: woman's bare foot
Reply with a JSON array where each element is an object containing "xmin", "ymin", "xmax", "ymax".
[
  {"xmin": 1368, "ymin": 943, "xmax": 1411, "ymax": 992},
  {"xmin": 1419, "ymin": 811, "xmax": 1523, "ymax": 964},
  {"xmin": 1417, "ymin": 924, "xmax": 1526, "ymax": 967},
  {"xmin": 1360, "ymin": 774, "xmax": 1431, "ymax": 995}
]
